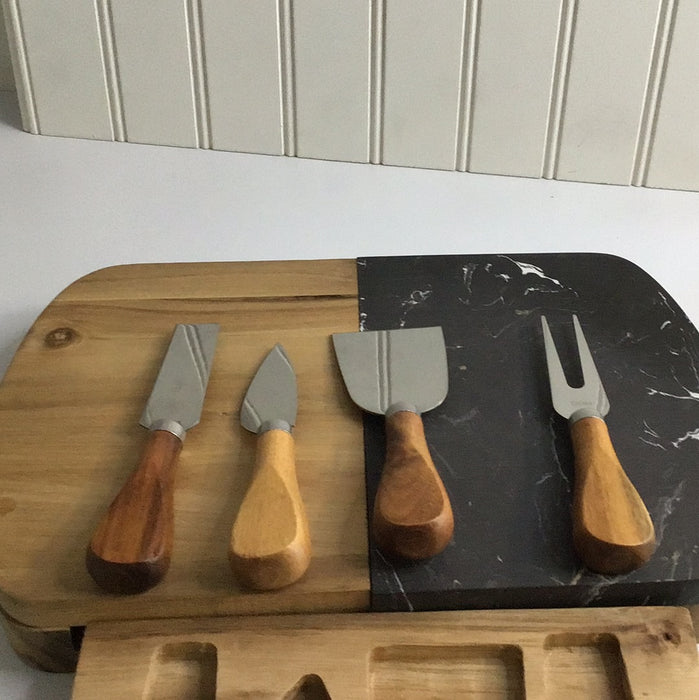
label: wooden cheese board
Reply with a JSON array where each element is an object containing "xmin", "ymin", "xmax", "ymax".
[
  {"xmin": 71, "ymin": 606, "xmax": 699, "ymax": 698},
  {"xmin": 0, "ymin": 260, "xmax": 370, "ymax": 669},
  {"xmin": 0, "ymin": 256, "xmax": 697, "ymax": 687}
]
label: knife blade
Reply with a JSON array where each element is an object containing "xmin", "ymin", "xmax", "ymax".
[
  {"xmin": 86, "ymin": 323, "xmax": 219, "ymax": 594},
  {"xmin": 229, "ymin": 344, "xmax": 311, "ymax": 590},
  {"xmin": 541, "ymin": 314, "xmax": 656, "ymax": 574}
]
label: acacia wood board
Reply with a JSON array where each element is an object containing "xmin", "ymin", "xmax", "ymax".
[
  {"xmin": 71, "ymin": 606, "xmax": 699, "ymax": 699},
  {"xmin": 0, "ymin": 260, "xmax": 369, "ymax": 629}
]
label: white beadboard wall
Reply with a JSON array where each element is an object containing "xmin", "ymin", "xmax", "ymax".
[
  {"xmin": 2, "ymin": 0, "xmax": 697, "ymax": 191},
  {"xmin": 0, "ymin": 1, "xmax": 14, "ymax": 90}
]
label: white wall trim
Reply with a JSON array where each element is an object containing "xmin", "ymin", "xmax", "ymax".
[{"xmin": 2, "ymin": 0, "xmax": 697, "ymax": 190}]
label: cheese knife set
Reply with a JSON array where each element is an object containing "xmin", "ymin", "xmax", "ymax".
[
  {"xmin": 83, "ymin": 307, "xmax": 656, "ymax": 597},
  {"xmin": 0, "ymin": 254, "xmax": 696, "ymax": 696}
]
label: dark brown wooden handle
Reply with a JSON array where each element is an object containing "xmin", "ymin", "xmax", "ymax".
[
  {"xmin": 571, "ymin": 417, "xmax": 656, "ymax": 574},
  {"xmin": 372, "ymin": 410, "xmax": 454, "ymax": 560},
  {"xmin": 86, "ymin": 429, "xmax": 182, "ymax": 594},
  {"xmin": 229, "ymin": 429, "xmax": 311, "ymax": 590}
]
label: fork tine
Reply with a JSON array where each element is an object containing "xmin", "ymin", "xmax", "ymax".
[
  {"xmin": 541, "ymin": 314, "xmax": 610, "ymax": 421},
  {"xmin": 572, "ymin": 314, "xmax": 610, "ymax": 414},
  {"xmin": 541, "ymin": 315, "xmax": 568, "ymax": 388},
  {"xmin": 541, "ymin": 315, "xmax": 582, "ymax": 419},
  {"xmin": 572, "ymin": 315, "xmax": 599, "ymax": 386}
]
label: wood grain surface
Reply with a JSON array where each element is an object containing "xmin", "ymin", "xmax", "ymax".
[
  {"xmin": 0, "ymin": 260, "xmax": 369, "ymax": 629},
  {"xmin": 71, "ymin": 606, "xmax": 699, "ymax": 699},
  {"xmin": 372, "ymin": 410, "xmax": 454, "ymax": 561},
  {"xmin": 86, "ymin": 428, "xmax": 182, "ymax": 594},
  {"xmin": 570, "ymin": 416, "xmax": 656, "ymax": 575},
  {"xmin": 229, "ymin": 428, "xmax": 312, "ymax": 590}
]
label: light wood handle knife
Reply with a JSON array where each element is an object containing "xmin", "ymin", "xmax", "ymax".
[{"xmin": 230, "ymin": 344, "xmax": 311, "ymax": 590}]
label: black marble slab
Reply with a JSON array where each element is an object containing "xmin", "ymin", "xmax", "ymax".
[{"xmin": 357, "ymin": 253, "xmax": 699, "ymax": 611}]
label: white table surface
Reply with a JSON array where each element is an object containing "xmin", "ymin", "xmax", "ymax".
[{"xmin": 1, "ymin": 90, "xmax": 698, "ymax": 698}]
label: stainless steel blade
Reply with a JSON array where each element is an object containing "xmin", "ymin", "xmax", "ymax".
[
  {"xmin": 139, "ymin": 323, "xmax": 219, "ymax": 435},
  {"xmin": 541, "ymin": 314, "xmax": 610, "ymax": 424},
  {"xmin": 241, "ymin": 344, "xmax": 297, "ymax": 434},
  {"xmin": 332, "ymin": 326, "xmax": 448, "ymax": 416}
]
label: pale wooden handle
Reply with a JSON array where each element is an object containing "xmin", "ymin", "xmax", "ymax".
[
  {"xmin": 571, "ymin": 417, "xmax": 656, "ymax": 574},
  {"xmin": 372, "ymin": 411, "xmax": 454, "ymax": 560},
  {"xmin": 86, "ymin": 429, "xmax": 181, "ymax": 594},
  {"xmin": 229, "ymin": 429, "xmax": 311, "ymax": 590}
]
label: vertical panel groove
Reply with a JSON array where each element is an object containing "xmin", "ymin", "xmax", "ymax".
[
  {"xmin": 456, "ymin": 0, "xmax": 479, "ymax": 172},
  {"xmin": 279, "ymin": 0, "xmax": 297, "ymax": 157},
  {"xmin": 96, "ymin": 0, "xmax": 124, "ymax": 141},
  {"xmin": 632, "ymin": 0, "xmax": 677, "ymax": 186},
  {"xmin": 369, "ymin": 0, "xmax": 385, "ymax": 164},
  {"xmin": 6, "ymin": 0, "xmax": 694, "ymax": 190},
  {"xmin": 6, "ymin": 0, "xmax": 39, "ymax": 133},
  {"xmin": 543, "ymin": 0, "xmax": 577, "ymax": 180},
  {"xmin": 186, "ymin": 0, "xmax": 210, "ymax": 149}
]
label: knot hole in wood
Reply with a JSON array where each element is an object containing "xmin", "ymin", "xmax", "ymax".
[{"xmin": 44, "ymin": 327, "xmax": 80, "ymax": 349}]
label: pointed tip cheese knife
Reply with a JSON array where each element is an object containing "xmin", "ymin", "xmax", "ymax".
[
  {"xmin": 541, "ymin": 314, "xmax": 656, "ymax": 574},
  {"xmin": 229, "ymin": 344, "xmax": 311, "ymax": 590},
  {"xmin": 86, "ymin": 323, "xmax": 219, "ymax": 594},
  {"xmin": 332, "ymin": 327, "xmax": 454, "ymax": 561}
]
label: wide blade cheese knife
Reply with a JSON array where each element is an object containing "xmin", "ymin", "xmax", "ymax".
[
  {"xmin": 332, "ymin": 327, "xmax": 454, "ymax": 561},
  {"xmin": 541, "ymin": 314, "xmax": 656, "ymax": 574},
  {"xmin": 230, "ymin": 344, "xmax": 311, "ymax": 590},
  {"xmin": 86, "ymin": 323, "xmax": 219, "ymax": 594}
]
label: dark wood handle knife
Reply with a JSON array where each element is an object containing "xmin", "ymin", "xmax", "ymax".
[{"xmin": 86, "ymin": 323, "xmax": 219, "ymax": 594}]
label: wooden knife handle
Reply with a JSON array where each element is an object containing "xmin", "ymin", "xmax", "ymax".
[
  {"xmin": 229, "ymin": 429, "xmax": 311, "ymax": 590},
  {"xmin": 373, "ymin": 410, "xmax": 454, "ymax": 560},
  {"xmin": 570, "ymin": 416, "xmax": 656, "ymax": 574},
  {"xmin": 86, "ymin": 429, "xmax": 181, "ymax": 594}
]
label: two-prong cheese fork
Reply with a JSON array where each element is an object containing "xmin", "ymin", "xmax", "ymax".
[{"xmin": 541, "ymin": 314, "xmax": 656, "ymax": 574}]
